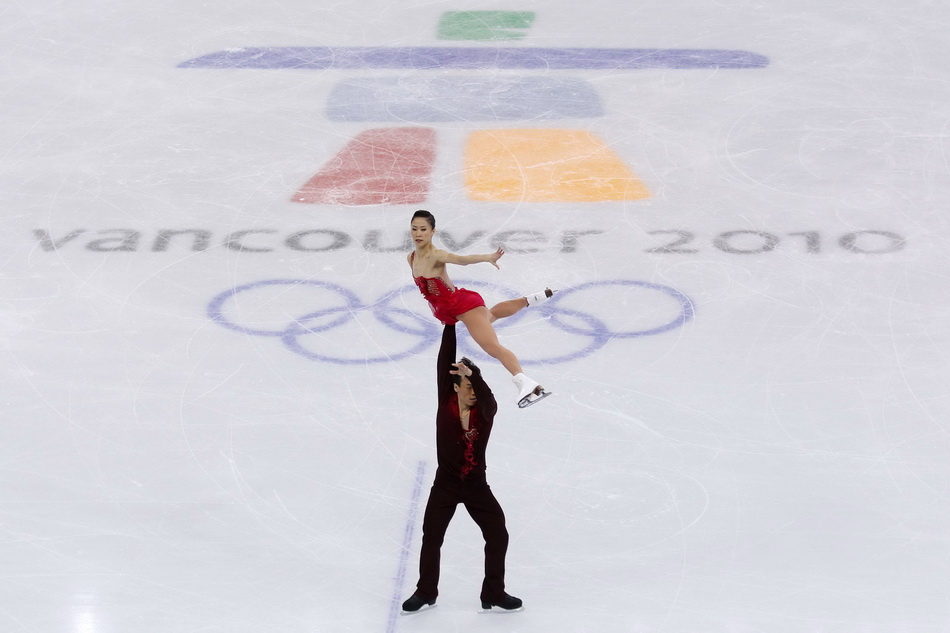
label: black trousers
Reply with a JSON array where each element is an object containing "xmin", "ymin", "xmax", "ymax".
[{"xmin": 415, "ymin": 476, "xmax": 509, "ymax": 602}]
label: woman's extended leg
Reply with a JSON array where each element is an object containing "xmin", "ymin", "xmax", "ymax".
[
  {"xmin": 488, "ymin": 298, "xmax": 527, "ymax": 324},
  {"xmin": 459, "ymin": 304, "xmax": 551, "ymax": 407},
  {"xmin": 488, "ymin": 288, "xmax": 554, "ymax": 324},
  {"xmin": 457, "ymin": 307, "xmax": 523, "ymax": 376}
]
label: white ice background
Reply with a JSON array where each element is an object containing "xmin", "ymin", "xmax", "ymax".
[{"xmin": 2, "ymin": 1, "xmax": 949, "ymax": 632}]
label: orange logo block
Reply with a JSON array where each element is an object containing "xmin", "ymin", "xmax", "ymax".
[{"xmin": 464, "ymin": 129, "xmax": 650, "ymax": 202}]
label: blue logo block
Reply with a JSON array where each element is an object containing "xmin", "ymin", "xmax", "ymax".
[{"xmin": 326, "ymin": 76, "xmax": 603, "ymax": 122}]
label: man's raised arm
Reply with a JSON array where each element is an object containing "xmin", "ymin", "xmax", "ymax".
[{"xmin": 436, "ymin": 324, "xmax": 457, "ymax": 400}]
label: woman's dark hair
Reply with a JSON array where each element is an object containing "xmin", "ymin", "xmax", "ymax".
[{"xmin": 412, "ymin": 209, "xmax": 435, "ymax": 229}]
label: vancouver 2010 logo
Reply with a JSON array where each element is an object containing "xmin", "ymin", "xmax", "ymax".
[{"xmin": 179, "ymin": 10, "xmax": 768, "ymax": 205}]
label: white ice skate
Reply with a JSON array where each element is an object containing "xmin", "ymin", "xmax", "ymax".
[
  {"xmin": 525, "ymin": 287, "xmax": 556, "ymax": 307},
  {"xmin": 513, "ymin": 373, "xmax": 552, "ymax": 408}
]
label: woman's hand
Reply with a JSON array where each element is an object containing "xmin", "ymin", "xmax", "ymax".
[
  {"xmin": 451, "ymin": 360, "xmax": 473, "ymax": 377},
  {"xmin": 485, "ymin": 247, "xmax": 505, "ymax": 269}
]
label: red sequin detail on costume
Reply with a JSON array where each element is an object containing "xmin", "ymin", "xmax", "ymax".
[
  {"xmin": 413, "ymin": 275, "xmax": 486, "ymax": 325},
  {"xmin": 461, "ymin": 425, "xmax": 479, "ymax": 479},
  {"xmin": 450, "ymin": 395, "xmax": 480, "ymax": 480},
  {"xmin": 414, "ymin": 275, "xmax": 451, "ymax": 297}
]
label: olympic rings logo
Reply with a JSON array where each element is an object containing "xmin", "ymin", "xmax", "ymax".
[{"xmin": 207, "ymin": 279, "xmax": 694, "ymax": 365}]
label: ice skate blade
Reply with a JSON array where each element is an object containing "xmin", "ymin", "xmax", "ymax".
[
  {"xmin": 400, "ymin": 603, "xmax": 436, "ymax": 616},
  {"xmin": 517, "ymin": 389, "xmax": 552, "ymax": 409},
  {"xmin": 479, "ymin": 605, "xmax": 525, "ymax": 613}
]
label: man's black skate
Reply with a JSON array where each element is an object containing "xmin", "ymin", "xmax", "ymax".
[
  {"xmin": 401, "ymin": 593, "xmax": 436, "ymax": 614},
  {"xmin": 480, "ymin": 594, "xmax": 524, "ymax": 611}
]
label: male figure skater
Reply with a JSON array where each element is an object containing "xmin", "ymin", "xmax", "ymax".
[{"xmin": 401, "ymin": 324, "xmax": 523, "ymax": 613}]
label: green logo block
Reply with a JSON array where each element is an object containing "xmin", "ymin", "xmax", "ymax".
[{"xmin": 437, "ymin": 11, "xmax": 535, "ymax": 41}]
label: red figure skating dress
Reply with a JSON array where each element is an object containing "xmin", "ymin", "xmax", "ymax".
[
  {"xmin": 411, "ymin": 252, "xmax": 485, "ymax": 325},
  {"xmin": 414, "ymin": 275, "xmax": 486, "ymax": 325}
]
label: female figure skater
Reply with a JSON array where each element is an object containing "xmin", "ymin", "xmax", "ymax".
[{"xmin": 407, "ymin": 210, "xmax": 553, "ymax": 408}]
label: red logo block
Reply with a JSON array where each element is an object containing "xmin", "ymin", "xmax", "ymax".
[{"xmin": 293, "ymin": 128, "xmax": 436, "ymax": 205}]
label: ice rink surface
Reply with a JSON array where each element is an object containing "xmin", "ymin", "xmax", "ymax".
[{"xmin": 3, "ymin": 1, "xmax": 950, "ymax": 631}]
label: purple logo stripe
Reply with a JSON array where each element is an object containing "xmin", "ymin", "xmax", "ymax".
[{"xmin": 179, "ymin": 47, "xmax": 768, "ymax": 70}]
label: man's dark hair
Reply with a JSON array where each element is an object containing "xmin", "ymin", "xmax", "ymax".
[{"xmin": 412, "ymin": 209, "xmax": 435, "ymax": 229}]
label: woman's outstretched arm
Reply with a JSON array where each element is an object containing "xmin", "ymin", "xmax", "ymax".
[{"xmin": 437, "ymin": 247, "xmax": 504, "ymax": 269}]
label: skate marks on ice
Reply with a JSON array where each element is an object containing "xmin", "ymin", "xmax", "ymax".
[
  {"xmin": 722, "ymin": 100, "xmax": 927, "ymax": 203},
  {"xmin": 544, "ymin": 466, "xmax": 708, "ymax": 532}
]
